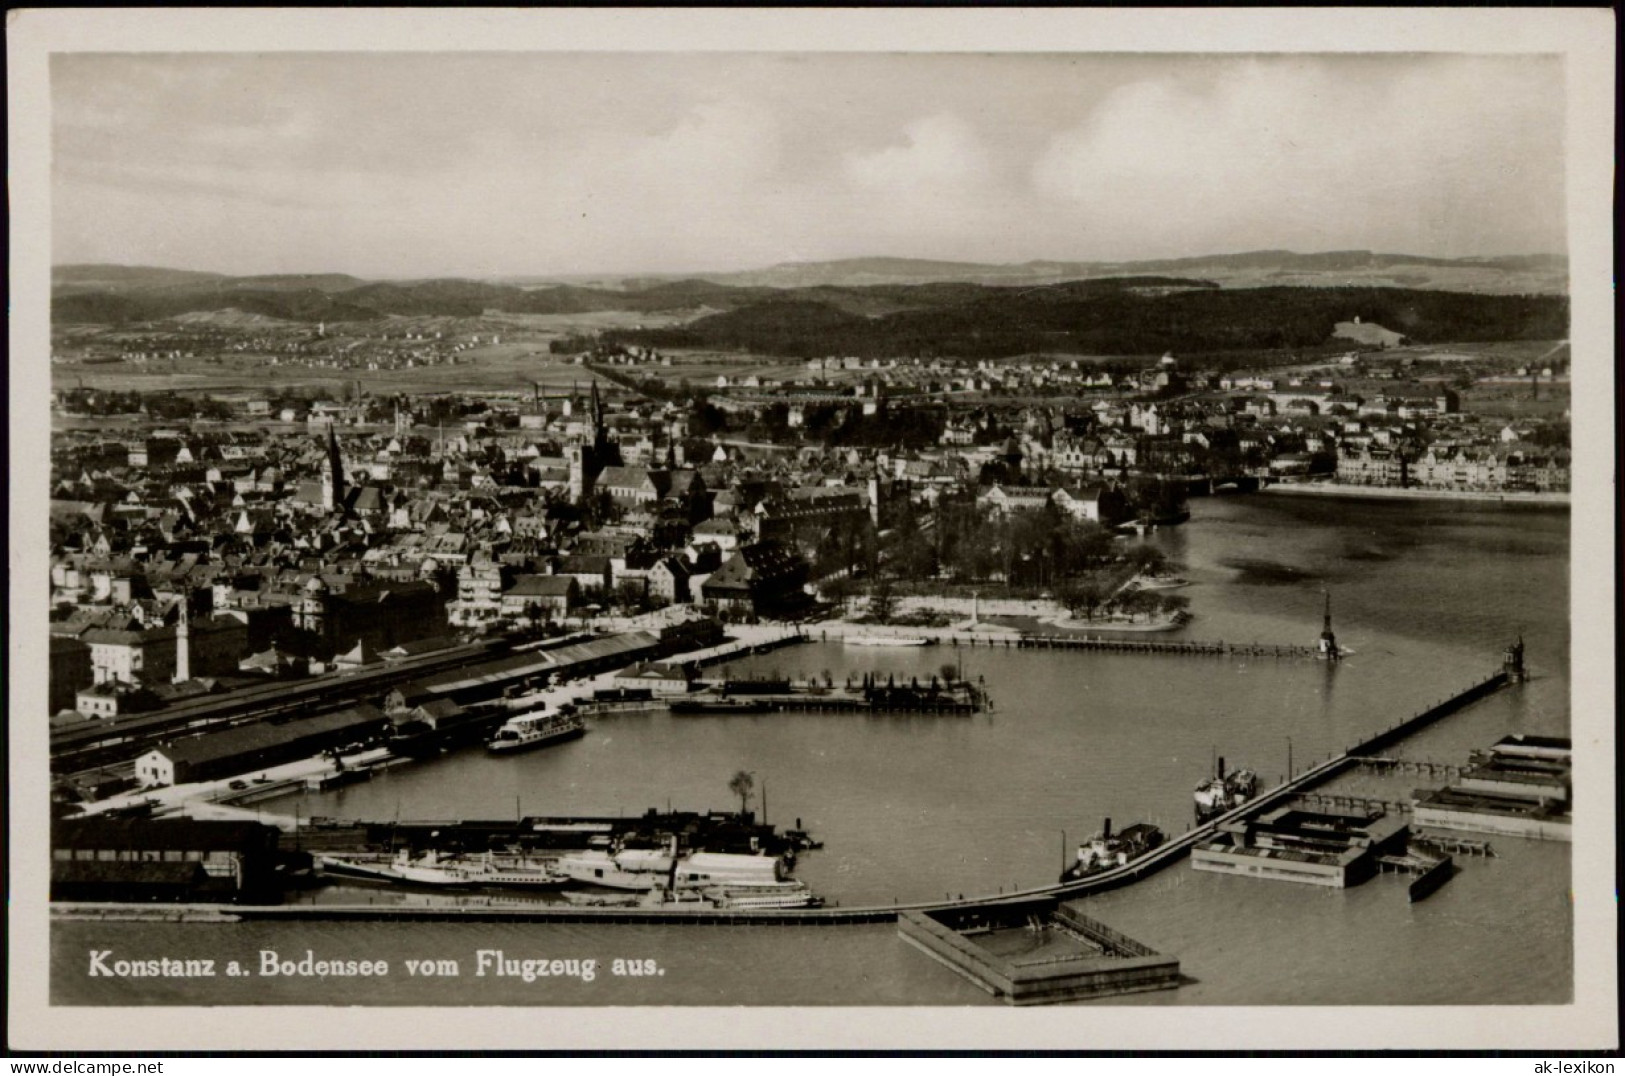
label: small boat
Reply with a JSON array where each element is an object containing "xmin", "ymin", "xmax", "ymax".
[
  {"xmin": 1134, "ymin": 574, "xmax": 1190, "ymax": 591},
  {"xmin": 316, "ymin": 848, "xmax": 568, "ymax": 889},
  {"xmin": 844, "ymin": 635, "xmax": 930, "ymax": 647},
  {"xmin": 487, "ymin": 705, "xmax": 585, "ymax": 754}
]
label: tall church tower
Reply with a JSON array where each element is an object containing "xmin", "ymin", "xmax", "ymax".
[
  {"xmin": 589, "ymin": 379, "xmax": 606, "ymax": 453},
  {"xmin": 568, "ymin": 445, "xmax": 588, "ymax": 501},
  {"xmin": 322, "ymin": 424, "xmax": 346, "ymax": 513}
]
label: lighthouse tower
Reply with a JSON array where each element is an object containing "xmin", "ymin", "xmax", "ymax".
[
  {"xmin": 1317, "ymin": 592, "xmax": 1340, "ymax": 661},
  {"xmin": 1503, "ymin": 636, "xmax": 1526, "ymax": 683}
]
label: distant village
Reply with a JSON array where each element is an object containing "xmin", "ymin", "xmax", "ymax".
[{"xmin": 47, "ymin": 333, "xmax": 1569, "ymax": 724}]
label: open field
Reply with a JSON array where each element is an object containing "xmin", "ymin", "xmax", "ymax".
[
  {"xmin": 50, "ymin": 358, "xmax": 612, "ymax": 398},
  {"xmin": 49, "ymin": 309, "xmax": 700, "ymax": 396},
  {"xmin": 1456, "ymin": 381, "xmax": 1571, "ymax": 420}
]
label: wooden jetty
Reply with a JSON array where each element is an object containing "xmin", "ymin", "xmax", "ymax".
[
  {"xmin": 1015, "ymin": 634, "xmax": 1319, "ymax": 658},
  {"xmin": 670, "ymin": 681, "xmax": 982, "ymax": 716},
  {"xmin": 1357, "ymin": 757, "xmax": 1468, "ymax": 780},
  {"xmin": 1411, "ymin": 833, "xmax": 1496, "ymax": 858},
  {"xmin": 813, "ymin": 627, "xmax": 1321, "ymax": 659},
  {"xmin": 1297, "ymin": 792, "xmax": 1414, "ymax": 815}
]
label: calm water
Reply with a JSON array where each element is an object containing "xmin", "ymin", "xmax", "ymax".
[{"xmin": 54, "ymin": 494, "xmax": 1572, "ymax": 1006}]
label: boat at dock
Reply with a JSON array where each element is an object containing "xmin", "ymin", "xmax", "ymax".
[
  {"xmin": 316, "ymin": 848, "xmax": 569, "ymax": 889},
  {"xmin": 844, "ymin": 635, "xmax": 931, "ymax": 647},
  {"xmin": 486, "ymin": 705, "xmax": 585, "ymax": 754},
  {"xmin": 563, "ymin": 884, "xmax": 823, "ymax": 911},
  {"xmin": 1060, "ymin": 819, "xmax": 1165, "ymax": 883},
  {"xmin": 1194, "ymin": 756, "xmax": 1259, "ymax": 823},
  {"xmin": 555, "ymin": 843, "xmax": 813, "ymax": 902}
]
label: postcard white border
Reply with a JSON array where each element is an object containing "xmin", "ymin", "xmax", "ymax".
[{"xmin": 7, "ymin": 7, "xmax": 1616, "ymax": 1052}]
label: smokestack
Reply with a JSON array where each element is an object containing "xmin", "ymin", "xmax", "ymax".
[
  {"xmin": 1102, "ymin": 817, "xmax": 1112, "ymax": 840},
  {"xmin": 1217, "ymin": 756, "xmax": 1226, "ymax": 780}
]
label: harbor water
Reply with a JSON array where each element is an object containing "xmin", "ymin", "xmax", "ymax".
[{"xmin": 52, "ymin": 494, "xmax": 1573, "ymax": 1006}]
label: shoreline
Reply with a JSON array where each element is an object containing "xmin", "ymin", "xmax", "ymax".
[{"xmin": 1256, "ymin": 483, "xmax": 1569, "ymax": 507}]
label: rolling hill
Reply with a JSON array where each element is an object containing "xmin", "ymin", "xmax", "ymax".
[{"xmin": 50, "ymin": 254, "xmax": 1568, "ymax": 360}]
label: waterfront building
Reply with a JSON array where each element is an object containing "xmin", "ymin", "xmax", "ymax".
[
  {"xmin": 700, "ymin": 541, "xmax": 810, "ymax": 618},
  {"xmin": 51, "ymin": 817, "xmax": 284, "ymax": 904},
  {"xmin": 133, "ymin": 704, "xmax": 387, "ymax": 787},
  {"xmin": 611, "ymin": 661, "xmax": 696, "ymax": 697},
  {"xmin": 1412, "ymin": 735, "xmax": 1572, "ymax": 841},
  {"xmin": 1191, "ymin": 805, "xmax": 1408, "ymax": 888},
  {"xmin": 1051, "ymin": 485, "xmax": 1128, "ymax": 525}
]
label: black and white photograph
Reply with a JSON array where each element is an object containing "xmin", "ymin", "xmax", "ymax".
[{"xmin": 6, "ymin": 8, "xmax": 1616, "ymax": 1053}]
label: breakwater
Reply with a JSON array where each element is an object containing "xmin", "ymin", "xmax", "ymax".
[{"xmin": 1355, "ymin": 672, "xmax": 1508, "ymax": 755}]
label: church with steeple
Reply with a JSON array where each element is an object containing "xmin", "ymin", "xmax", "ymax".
[
  {"xmin": 321, "ymin": 423, "xmax": 346, "ymax": 513},
  {"xmin": 567, "ymin": 379, "xmax": 620, "ymax": 501}
]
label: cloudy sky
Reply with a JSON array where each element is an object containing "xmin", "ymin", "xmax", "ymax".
[{"xmin": 51, "ymin": 52, "xmax": 1568, "ymax": 278}]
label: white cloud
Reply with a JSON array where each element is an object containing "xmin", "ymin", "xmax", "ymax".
[
  {"xmin": 1030, "ymin": 57, "xmax": 1566, "ymax": 257},
  {"xmin": 844, "ymin": 113, "xmax": 991, "ymax": 192},
  {"xmin": 51, "ymin": 54, "xmax": 1568, "ymax": 274}
]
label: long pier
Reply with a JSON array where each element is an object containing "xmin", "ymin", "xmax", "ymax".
[
  {"xmin": 813, "ymin": 626, "xmax": 1320, "ymax": 659},
  {"xmin": 157, "ymin": 668, "xmax": 1512, "ymax": 927},
  {"xmin": 1017, "ymin": 634, "xmax": 1318, "ymax": 658}
]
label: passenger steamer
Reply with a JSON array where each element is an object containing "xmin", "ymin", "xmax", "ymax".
[
  {"xmin": 486, "ymin": 705, "xmax": 585, "ymax": 754},
  {"xmin": 1194, "ymin": 756, "xmax": 1259, "ymax": 823},
  {"xmin": 315, "ymin": 848, "xmax": 567, "ymax": 888},
  {"xmin": 1059, "ymin": 818, "xmax": 1165, "ymax": 883},
  {"xmin": 555, "ymin": 840, "xmax": 818, "ymax": 908}
]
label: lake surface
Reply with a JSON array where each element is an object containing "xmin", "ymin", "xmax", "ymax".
[{"xmin": 53, "ymin": 493, "xmax": 1572, "ymax": 1006}]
